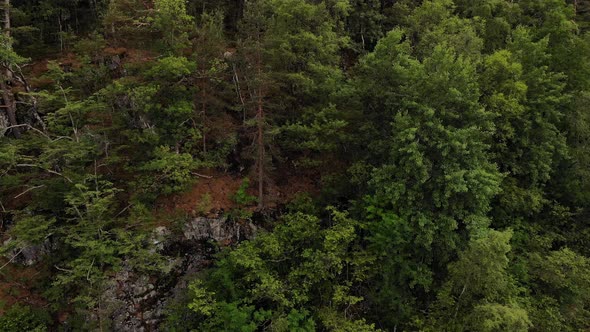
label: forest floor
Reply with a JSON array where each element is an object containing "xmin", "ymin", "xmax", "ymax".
[
  {"xmin": 0, "ymin": 262, "xmax": 47, "ymax": 315},
  {"xmin": 155, "ymin": 168, "xmax": 320, "ymax": 217}
]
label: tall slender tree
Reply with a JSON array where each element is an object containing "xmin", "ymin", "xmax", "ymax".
[
  {"xmin": 0, "ymin": 0, "xmax": 20, "ymax": 138},
  {"xmin": 237, "ymin": 0, "xmax": 273, "ymax": 209}
]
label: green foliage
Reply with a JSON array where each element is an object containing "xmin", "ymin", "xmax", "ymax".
[
  {"xmin": 528, "ymin": 248, "xmax": 590, "ymax": 330},
  {"xmin": 152, "ymin": 0, "xmax": 194, "ymax": 52},
  {"xmin": 3, "ymin": 0, "xmax": 590, "ymax": 330},
  {"xmin": 228, "ymin": 178, "xmax": 257, "ymax": 220},
  {"xmin": 0, "ymin": 305, "xmax": 51, "ymax": 332},
  {"xmin": 4, "ymin": 215, "xmax": 55, "ymax": 250},
  {"xmin": 428, "ymin": 230, "xmax": 531, "ymax": 331},
  {"xmin": 103, "ymin": 0, "xmax": 152, "ymax": 46},
  {"xmin": 196, "ymin": 192, "xmax": 213, "ymax": 215},
  {"xmin": 0, "ymin": 34, "xmax": 28, "ymax": 68},
  {"xmin": 187, "ymin": 209, "xmax": 374, "ymax": 330},
  {"xmin": 346, "ymin": 0, "xmax": 384, "ymax": 51},
  {"xmin": 52, "ymin": 178, "xmax": 122, "ymax": 299},
  {"xmin": 286, "ymin": 193, "xmax": 319, "ymax": 215},
  {"xmin": 0, "ymin": 143, "xmax": 19, "ymax": 168},
  {"xmin": 28, "ymin": 175, "xmax": 165, "ymax": 327},
  {"xmin": 408, "ymin": 0, "xmax": 484, "ymax": 59},
  {"xmin": 232, "ymin": 178, "xmax": 257, "ymax": 206},
  {"xmin": 146, "ymin": 56, "xmax": 196, "ymax": 80},
  {"xmin": 469, "ymin": 303, "xmax": 531, "ymax": 332},
  {"xmin": 139, "ymin": 146, "xmax": 197, "ymax": 196},
  {"xmin": 360, "ymin": 25, "xmax": 501, "ymax": 328},
  {"xmin": 239, "ymin": 0, "xmax": 351, "ymax": 170}
]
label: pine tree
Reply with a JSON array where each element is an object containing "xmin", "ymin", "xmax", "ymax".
[
  {"xmin": 237, "ymin": 0, "xmax": 350, "ymax": 207},
  {"xmin": 236, "ymin": 0, "xmax": 273, "ymax": 208},
  {"xmin": 192, "ymin": 10, "xmax": 231, "ymax": 161}
]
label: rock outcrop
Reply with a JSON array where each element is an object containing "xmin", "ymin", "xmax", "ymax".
[
  {"xmin": 0, "ymin": 112, "xmax": 9, "ymax": 136},
  {"xmin": 2, "ymin": 238, "xmax": 55, "ymax": 266},
  {"xmin": 105, "ymin": 216, "xmax": 256, "ymax": 331},
  {"xmin": 183, "ymin": 216, "xmax": 257, "ymax": 243}
]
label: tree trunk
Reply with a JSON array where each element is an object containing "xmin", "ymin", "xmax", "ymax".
[
  {"xmin": 2, "ymin": 0, "xmax": 11, "ymax": 80},
  {"xmin": 58, "ymin": 12, "xmax": 63, "ymax": 52},
  {"xmin": 202, "ymin": 80, "xmax": 207, "ymax": 154},
  {"xmin": 256, "ymin": 44, "xmax": 265, "ymax": 209},
  {"xmin": 2, "ymin": 0, "xmax": 8, "ymax": 35},
  {"xmin": 1, "ymin": 0, "xmax": 19, "ymax": 138},
  {"xmin": 257, "ymin": 90, "xmax": 264, "ymax": 209},
  {"xmin": 0, "ymin": 81, "xmax": 19, "ymax": 138}
]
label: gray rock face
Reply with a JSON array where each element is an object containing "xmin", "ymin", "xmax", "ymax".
[
  {"xmin": 0, "ymin": 112, "xmax": 9, "ymax": 136},
  {"xmin": 105, "ymin": 265, "xmax": 176, "ymax": 332},
  {"xmin": 152, "ymin": 226, "xmax": 171, "ymax": 252},
  {"xmin": 106, "ymin": 216, "xmax": 256, "ymax": 331},
  {"xmin": 3, "ymin": 238, "xmax": 54, "ymax": 266},
  {"xmin": 183, "ymin": 216, "xmax": 257, "ymax": 243}
]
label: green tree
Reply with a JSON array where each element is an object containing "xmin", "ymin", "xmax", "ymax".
[
  {"xmin": 192, "ymin": 10, "xmax": 233, "ymax": 162},
  {"xmin": 571, "ymin": 0, "xmax": 590, "ymax": 31},
  {"xmin": 103, "ymin": 0, "xmax": 152, "ymax": 46},
  {"xmin": 346, "ymin": 0, "xmax": 384, "ymax": 51},
  {"xmin": 360, "ymin": 28, "xmax": 501, "ymax": 328},
  {"xmin": 0, "ymin": 304, "xmax": 50, "ymax": 332},
  {"xmin": 407, "ymin": 0, "xmax": 483, "ymax": 59},
  {"xmin": 186, "ymin": 209, "xmax": 377, "ymax": 331},
  {"xmin": 0, "ymin": 0, "xmax": 26, "ymax": 138},
  {"xmin": 428, "ymin": 230, "xmax": 531, "ymax": 332},
  {"xmin": 527, "ymin": 248, "xmax": 590, "ymax": 331},
  {"xmin": 152, "ymin": 0, "xmax": 194, "ymax": 53},
  {"xmin": 49, "ymin": 176, "xmax": 165, "ymax": 329},
  {"xmin": 236, "ymin": 0, "xmax": 275, "ymax": 208},
  {"xmin": 488, "ymin": 27, "xmax": 568, "ymax": 223},
  {"xmin": 237, "ymin": 0, "xmax": 350, "ymax": 207}
]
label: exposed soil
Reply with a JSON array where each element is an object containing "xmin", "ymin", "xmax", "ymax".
[
  {"xmin": 155, "ymin": 170, "xmax": 244, "ymax": 217},
  {"xmin": 123, "ymin": 48, "xmax": 157, "ymax": 64},
  {"xmin": 0, "ymin": 261, "xmax": 47, "ymax": 314},
  {"xmin": 155, "ymin": 167, "xmax": 320, "ymax": 218}
]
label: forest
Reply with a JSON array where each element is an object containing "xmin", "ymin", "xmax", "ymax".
[{"xmin": 1, "ymin": 0, "xmax": 590, "ymax": 331}]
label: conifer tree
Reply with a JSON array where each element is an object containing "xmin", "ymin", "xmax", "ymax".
[{"xmin": 236, "ymin": 0, "xmax": 273, "ymax": 208}]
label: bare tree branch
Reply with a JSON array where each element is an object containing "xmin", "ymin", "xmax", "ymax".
[
  {"xmin": 191, "ymin": 172, "xmax": 213, "ymax": 179},
  {"xmin": 14, "ymin": 185, "xmax": 45, "ymax": 199},
  {"xmin": 0, "ymin": 248, "xmax": 23, "ymax": 271},
  {"xmin": 54, "ymin": 265, "xmax": 73, "ymax": 273},
  {"xmin": 4, "ymin": 124, "xmax": 52, "ymax": 140},
  {"xmin": 16, "ymin": 164, "xmax": 74, "ymax": 183}
]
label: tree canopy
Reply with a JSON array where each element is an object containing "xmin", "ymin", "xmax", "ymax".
[{"xmin": 1, "ymin": 0, "xmax": 590, "ymax": 331}]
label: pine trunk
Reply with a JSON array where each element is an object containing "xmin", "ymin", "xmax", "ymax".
[
  {"xmin": 257, "ymin": 91, "xmax": 264, "ymax": 209},
  {"xmin": 1, "ymin": 0, "xmax": 20, "ymax": 138},
  {"xmin": 202, "ymin": 82, "xmax": 207, "ymax": 154},
  {"xmin": 256, "ymin": 45, "xmax": 265, "ymax": 209}
]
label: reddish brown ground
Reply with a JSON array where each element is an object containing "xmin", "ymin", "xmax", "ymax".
[
  {"xmin": 123, "ymin": 48, "xmax": 156, "ymax": 64},
  {"xmin": 155, "ymin": 170, "xmax": 244, "ymax": 217},
  {"xmin": 104, "ymin": 47, "xmax": 128, "ymax": 57},
  {"xmin": 0, "ymin": 261, "xmax": 47, "ymax": 314},
  {"xmin": 154, "ymin": 167, "xmax": 320, "ymax": 218}
]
